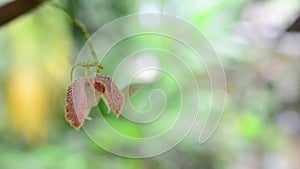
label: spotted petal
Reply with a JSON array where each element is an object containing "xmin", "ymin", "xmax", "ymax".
[
  {"xmin": 92, "ymin": 73, "xmax": 124, "ymax": 117},
  {"xmin": 65, "ymin": 73, "xmax": 124, "ymax": 130},
  {"xmin": 65, "ymin": 78, "xmax": 90, "ymax": 130}
]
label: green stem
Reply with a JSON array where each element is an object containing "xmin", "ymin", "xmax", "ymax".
[
  {"xmin": 48, "ymin": 2, "xmax": 103, "ymax": 81},
  {"xmin": 49, "ymin": 3, "xmax": 98, "ymax": 64},
  {"xmin": 69, "ymin": 62, "xmax": 99, "ymax": 81}
]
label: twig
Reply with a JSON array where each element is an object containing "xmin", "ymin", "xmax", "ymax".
[
  {"xmin": 49, "ymin": 3, "xmax": 99, "ymax": 64},
  {"xmin": 49, "ymin": 3, "xmax": 103, "ymax": 81},
  {"xmin": 0, "ymin": 0, "xmax": 42, "ymax": 26}
]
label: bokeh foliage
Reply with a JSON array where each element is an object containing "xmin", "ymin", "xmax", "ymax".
[{"xmin": 0, "ymin": 0, "xmax": 300, "ymax": 168}]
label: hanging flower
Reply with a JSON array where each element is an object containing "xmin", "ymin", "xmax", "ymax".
[{"xmin": 65, "ymin": 73, "xmax": 124, "ymax": 130}]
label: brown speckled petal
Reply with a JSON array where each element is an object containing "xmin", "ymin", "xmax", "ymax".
[
  {"xmin": 65, "ymin": 73, "xmax": 124, "ymax": 130},
  {"xmin": 65, "ymin": 78, "xmax": 90, "ymax": 130},
  {"xmin": 93, "ymin": 73, "xmax": 124, "ymax": 117}
]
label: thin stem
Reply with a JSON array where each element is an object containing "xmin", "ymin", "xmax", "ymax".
[
  {"xmin": 49, "ymin": 2, "xmax": 104, "ymax": 81},
  {"xmin": 49, "ymin": 3, "xmax": 98, "ymax": 64},
  {"xmin": 70, "ymin": 62, "xmax": 100, "ymax": 81}
]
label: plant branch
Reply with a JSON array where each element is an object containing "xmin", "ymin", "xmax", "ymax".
[
  {"xmin": 0, "ymin": 0, "xmax": 42, "ymax": 27},
  {"xmin": 0, "ymin": 0, "xmax": 103, "ymax": 81}
]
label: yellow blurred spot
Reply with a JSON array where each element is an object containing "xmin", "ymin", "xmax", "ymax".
[
  {"xmin": 4, "ymin": 5, "xmax": 72, "ymax": 145},
  {"xmin": 8, "ymin": 66, "xmax": 48, "ymax": 144}
]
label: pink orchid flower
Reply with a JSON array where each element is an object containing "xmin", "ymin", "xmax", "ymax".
[{"xmin": 65, "ymin": 73, "xmax": 124, "ymax": 130}]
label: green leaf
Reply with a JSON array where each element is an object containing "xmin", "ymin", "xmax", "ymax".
[{"xmin": 121, "ymin": 83, "xmax": 145, "ymax": 102}]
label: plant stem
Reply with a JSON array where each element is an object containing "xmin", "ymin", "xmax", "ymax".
[
  {"xmin": 49, "ymin": 2, "xmax": 104, "ymax": 81},
  {"xmin": 49, "ymin": 3, "xmax": 99, "ymax": 64},
  {"xmin": 0, "ymin": 0, "xmax": 43, "ymax": 27}
]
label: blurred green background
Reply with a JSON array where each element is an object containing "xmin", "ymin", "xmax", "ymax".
[{"xmin": 1, "ymin": 0, "xmax": 300, "ymax": 168}]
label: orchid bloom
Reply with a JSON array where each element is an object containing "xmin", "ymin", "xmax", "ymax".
[{"xmin": 65, "ymin": 73, "xmax": 124, "ymax": 130}]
